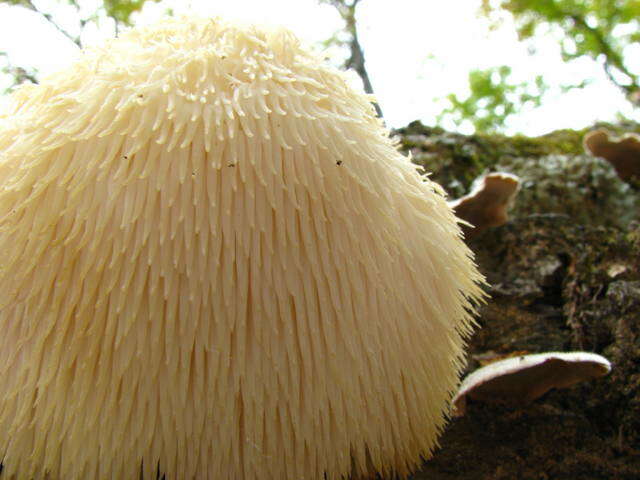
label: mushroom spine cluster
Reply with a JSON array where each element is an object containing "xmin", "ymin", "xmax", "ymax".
[{"xmin": 0, "ymin": 17, "xmax": 484, "ymax": 480}]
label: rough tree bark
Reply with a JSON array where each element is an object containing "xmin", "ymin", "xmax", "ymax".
[{"xmin": 393, "ymin": 121, "xmax": 640, "ymax": 479}]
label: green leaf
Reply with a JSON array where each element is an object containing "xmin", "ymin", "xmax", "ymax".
[
  {"xmin": 103, "ymin": 0, "xmax": 160, "ymax": 25},
  {"xmin": 478, "ymin": 0, "xmax": 638, "ymax": 106},
  {"xmin": 438, "ymin": 65, "xmax": 548, "ymax": 133}
]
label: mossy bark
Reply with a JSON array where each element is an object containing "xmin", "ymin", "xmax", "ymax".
[{"xmin": 396, "ymin": 123, "xmax": 640, "ymax": 480}]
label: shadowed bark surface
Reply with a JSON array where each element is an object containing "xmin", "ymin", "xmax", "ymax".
[{"xmin": 395, "ymin": 122, "xmax": 640, "ymax": 480}]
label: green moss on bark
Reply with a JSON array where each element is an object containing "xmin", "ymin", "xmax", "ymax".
[{"xmin": 394, "ymin": 121, "xmax": 640, "ymax": 228}]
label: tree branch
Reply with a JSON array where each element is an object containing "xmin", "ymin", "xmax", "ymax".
[
  {"xmin": 539, "ymin": 0, "xmax": 638, "ymax": 95},
  {"xmin": 567, "ymin": 13, "xmax": 637, "ymax": 95},
  {"xmin": 1, "ymin": 52, "xmax": 39, "ymax": 92},
  {"xmin": 344, "ymin": 11, "xmax": 383, "ymax": 117},
  {"xmin": 16, "ymin": 0, "xmax": 82, "ymax": 48},
  {"xmin": 321, "ymin": 0, "xmax": 383, "ymax": 118}
]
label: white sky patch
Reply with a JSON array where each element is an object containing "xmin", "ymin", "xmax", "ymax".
[{"xmin": 0, "ymin": 0, "xmax": 637, "ymax": 135}]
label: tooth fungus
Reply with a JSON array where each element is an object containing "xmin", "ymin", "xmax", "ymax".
[{"xmin": 0, "ymin": 17, "xmax": 484, "ymax": 480}]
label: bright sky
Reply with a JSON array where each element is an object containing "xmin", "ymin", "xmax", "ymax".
[{"xmin": 0, "ymin": 0, "xmax": 637, "ymax": 135}]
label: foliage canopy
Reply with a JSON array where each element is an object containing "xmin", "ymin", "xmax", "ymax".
[{"xmin": 440, "ymin": 0, "xmax": 640, "ymax": 132}]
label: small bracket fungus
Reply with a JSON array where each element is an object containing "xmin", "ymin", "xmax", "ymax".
[
  {"xmin": 584, "ymin": 129, "xmax": 640, "ymax": 184},
  {"xmin": 0, "ymin": 17, "xmax": 484, "ymax": 480},
  {"xmin": 452, "ymin": 352, "xmax": 611, "ymax": 415},
  {"xmin": 448, "ymin": 172, "xmax": 520, "ymax": 239}
]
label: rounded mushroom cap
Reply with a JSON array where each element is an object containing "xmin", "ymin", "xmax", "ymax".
[
  {"xmin": 449, "ymin": 172, "xmax": 520, "ymax": 238},
  {"xmin": 453, "ymin": 352, "xmax": 611, "ymax": 415},
  {"xmin": 0, "ymin": 17, "xmax": 484, "ymax": 480},
  {"xmin": 584, "ymin": 128, "xmax": 640, "ymax": 183}
]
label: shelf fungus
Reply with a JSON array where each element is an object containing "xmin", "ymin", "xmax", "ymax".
[
  {"xmin": 584, "ymin": 129, "xmax": 640, "ymax": 184},
  {"xmin": 0, "ymin": 17, "xmax": 484, "ymax": 480},
  {"xmin": 449, "ymin": 172, "xmax": 520, "ymax": 239},
  {"xmin": 452, "ymin": 352, "xmax": 611, "ymax": 416}
]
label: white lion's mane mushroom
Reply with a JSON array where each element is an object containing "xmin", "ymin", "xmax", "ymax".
[
  {"xmin": 452, "ymin": 352, "xmax": 611, "ymax": 416},
  {"xmin": 0, "ymin": 17, "xmax": 484, "ymax": 480},
  {"xmin": 448, "ymin": 172, "xmax": 520, "ymax": 239}
]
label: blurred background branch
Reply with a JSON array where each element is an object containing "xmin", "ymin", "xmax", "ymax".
[
  {"xmin": 0, "ymin": 0, "xmax": 160, "ymax": 89},
  {"xmin": 319, "ymin": 0, "xmax": 383, "ymax": 118}
]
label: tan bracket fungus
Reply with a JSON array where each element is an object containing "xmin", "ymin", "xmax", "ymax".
[
  {"xmin": 584, "ymin": 129, "xmax": 640, "ymax": 184},
  {"xmin": 449, "ymin": 172, "xmax": 520, "ymax": 239},
  {"xmin": 0, "ymin": 17, "xmax": 484, "ymax": 480},
  {"xmin": 452, "ymin": 352, "xmax": 611, "ymax": 416}
]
